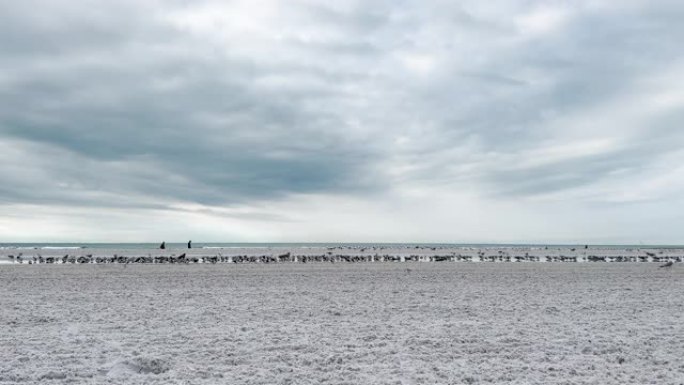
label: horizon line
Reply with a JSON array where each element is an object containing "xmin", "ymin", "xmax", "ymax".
[{"xmin": 2, "ymin": 241, "xmax": 683, "ymax": 247}]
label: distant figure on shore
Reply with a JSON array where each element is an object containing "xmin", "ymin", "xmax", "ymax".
[
  {"xmin": 160, "ymin": 241, "xmax": 166, "ymax": 250},
  {"xmin": 188, "ymin": 240, "xmax": 192, "ymax": 249}
]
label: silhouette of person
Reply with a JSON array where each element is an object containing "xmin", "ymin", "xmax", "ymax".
[
  {"xmin": 188, "ymin": 240, "xmax": 192, "ymax": 249},
  {"xmin": 160, "ymin": 241, "xmax": 166, "ymax": 250}
]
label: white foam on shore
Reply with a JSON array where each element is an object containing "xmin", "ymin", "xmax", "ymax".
[
  {"xmin": 0, "ymin": 246, "xmax": 83, "ymax": 250},
  {"xmin": 201, "ymin": 246, "xmax": 271, "ymax": 249}
]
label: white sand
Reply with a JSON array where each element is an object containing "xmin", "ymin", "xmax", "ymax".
[{"xmin": 1, "ymin": 262, "xmax": 682, "ymax": 384}]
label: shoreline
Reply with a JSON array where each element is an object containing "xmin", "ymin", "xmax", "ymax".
[{"xmin": 1, "ymin": 245, "xmax": 682, "ymax": 264}]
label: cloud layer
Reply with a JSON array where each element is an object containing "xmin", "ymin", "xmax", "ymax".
[{"xmin": 2, "ymin": 0, "xmax": 684, "ymax": 243}]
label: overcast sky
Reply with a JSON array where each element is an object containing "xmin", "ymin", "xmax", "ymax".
[{"xmin": 1, "ymin": 0, "xmax": 683, "ymax": 243}]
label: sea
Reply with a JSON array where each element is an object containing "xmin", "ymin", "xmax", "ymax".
[{"xmin": 0, "ymin": 242, "xmax": 682, "ymax": 250}]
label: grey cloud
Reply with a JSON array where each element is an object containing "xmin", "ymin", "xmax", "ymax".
[
  {"xmin": 0, "ymin": 2, "xmax": 383, "ymax": 208},
  {"xmin": 383, "ymin": 2, "xmax": 684, "ymax": 194},
  {"xmin": 486, "ymin": 151, "xmax": 644, "ymax": 198},
  {"xmin": 1, "ymin": 0, "xmax": 684, "ymax": 214}
]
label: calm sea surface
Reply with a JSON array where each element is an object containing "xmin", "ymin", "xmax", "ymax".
[{"xmin": 1, "ymin": 242, "xmax": 682, "ymax": 250}]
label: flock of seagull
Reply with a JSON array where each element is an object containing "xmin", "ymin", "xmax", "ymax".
[{"xmin": 2, "ymin": 251, "xmax": 680, "ymax": 267}]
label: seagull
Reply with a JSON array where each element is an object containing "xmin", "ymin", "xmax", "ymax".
[{"xmin": 659, "ymin": 261, "xmax": 674, "ymax": 268}]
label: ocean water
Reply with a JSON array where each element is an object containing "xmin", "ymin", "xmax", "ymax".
[{"xmin": 1, "ymin": 242, "xmax": 682, "ymax": 250}]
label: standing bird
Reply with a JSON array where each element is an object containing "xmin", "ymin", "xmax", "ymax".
[
  {"xmin": 160, "ymin": 242, "xmax": 166, "ymax": 250},
  {"xmin": 188, "ymin": 240, "xmax": 192, "ymax": 249},
  {"xmin": 659, "ymin": 261, "xmax": 674, "ymax": 268}
]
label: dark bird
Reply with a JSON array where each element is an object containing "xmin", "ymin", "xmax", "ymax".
[
  {"xmin": 160, "ymin": 242, "xmax": 166, "ymax": 250},
  {"xmin": 659, "ymin": 261, "xmax": 674, "ymax": 268},
  {"xmin": 188, "ymin": 240, "xmax": 192, "ymax": 249}
]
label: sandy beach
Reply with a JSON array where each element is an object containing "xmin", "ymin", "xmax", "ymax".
[{"xmin": 1, "ymin": 261, "xmax": 682, "ymax": 384}]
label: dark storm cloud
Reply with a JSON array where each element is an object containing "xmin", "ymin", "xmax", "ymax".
[
  {"xmin": 1, "ymin": 0, "xmax": 684, "ymax": 213},
  {"xmin": 0, "ymin": 1, "xmax": 384, "ymax": 208}
]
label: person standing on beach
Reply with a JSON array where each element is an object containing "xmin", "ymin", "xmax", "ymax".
[
  {"xmin": 160, "ymin": 241, "xmax": 166, "ymax": 249},
  {"xmin": 188, "ymin": 240, "xmax": 192, "ymax": 249}
]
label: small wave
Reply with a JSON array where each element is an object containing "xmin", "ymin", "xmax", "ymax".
[
  {"xmin": 0, "ymin": 245, "xmax": 85, "ymax": 250},
  {"xmin": 202, "ymin": 246, "xmax": 272, "ymax": 249}
]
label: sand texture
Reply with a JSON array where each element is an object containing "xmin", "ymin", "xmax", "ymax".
[{"xmin": 1, "ymin": 263, "xmax": 683, "ymax": 384}]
